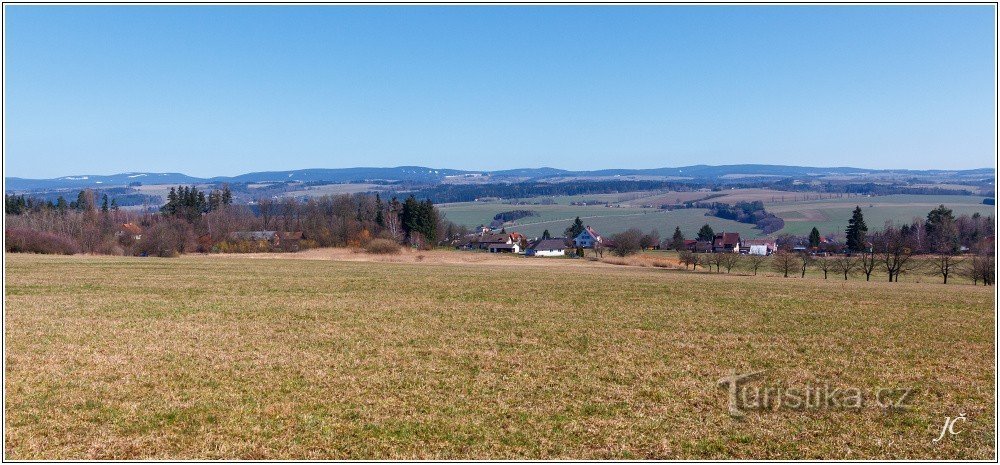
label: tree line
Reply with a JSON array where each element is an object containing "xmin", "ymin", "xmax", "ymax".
[{"xmin": 6, "ymin": 188, "xmax": 460, "ymax": 257}]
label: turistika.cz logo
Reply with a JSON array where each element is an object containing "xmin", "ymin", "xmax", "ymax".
[{"xmin": 717, "ymin": 370, "xmax": 915, "ymax": 418}]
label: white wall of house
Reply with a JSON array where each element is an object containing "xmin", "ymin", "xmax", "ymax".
[
  {"xmin": 531, "ymin": 248, "xmax": 565, "ymax": 257},
  {"xmin": 749, "ymin": 245, "xmax": 769, "ymax": 255}
]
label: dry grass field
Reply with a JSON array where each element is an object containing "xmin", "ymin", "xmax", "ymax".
[{"xmin": 4, "ymin": 252, "xmax": 996, "ymax": 459}]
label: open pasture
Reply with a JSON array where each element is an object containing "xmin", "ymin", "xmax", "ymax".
[
  {"xmin": 767, "ymin": 195, "xmax": 994, "ymax": 236},
  {"xmin": 4, "ymin": 253, "xmax": 994, "ymax": 459}
]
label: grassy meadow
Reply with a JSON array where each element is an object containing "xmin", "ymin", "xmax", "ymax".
[
  {"xmin": 4, "ymin": 253, "xmax": 996, "ymax": 459},
  {"xmin": 437, "ymin": 191, "xmax": 993, "ymax": 239}
]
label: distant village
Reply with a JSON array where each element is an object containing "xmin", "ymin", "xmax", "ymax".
[{"xmin": 452, "ymin": 224, "xmax": 777, "ymax": 258}]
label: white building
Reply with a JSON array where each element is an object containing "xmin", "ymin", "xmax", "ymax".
[
  {"xmin": 525, "ymin": 238, "xmax": 569, "ymax": 257},
  {"xmin": 573, "ymin": 226, "xmax": 603, "ymax": 248}
]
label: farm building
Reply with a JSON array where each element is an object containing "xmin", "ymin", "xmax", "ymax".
[
  {"xmin": 525, "ymin": 238, "xmax": 570, "ymax": 257},
  {"xmin": 573, "ymin": 226, "xmax": 603, "ymax": 248},
  {"xmin": 742, "ymin": 238, "xmax": 777, "ymax": 255},
  {"xmin": 712, "ymin": 232, "xmax": 741, "ymax": 253},
  {"xmin": 488, "ymin": 243, "xmax": 520, "ymax": 253},
  {"xmin": 471, "ymin": 232, "xmax": 523, "ymax": 252}
]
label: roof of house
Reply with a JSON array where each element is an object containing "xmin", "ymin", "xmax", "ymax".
[
  {"xmin": 120, "ymin": 222, "xmax": 142, "ymax": 235},
  {"xmin": 489, "ymin": 243, "xmax": 516, "ymax": 250},
  {"xmin": 529, "ymin": 238, "xmax": 570, "ymax": 250},
  {"xmin": 476, "ymin": 233, "xmax": 510, "ymax": 244},
  {"xmin": 584, "ymin": 226, "xmax": 602, "ymax": 239},
  {"xmin": 713, "ymin": 232, "xmax": 741, "ymax": 247},
  {"xmin": 743, "ymin": 238, "xmax": 776, "ymax": 247}
]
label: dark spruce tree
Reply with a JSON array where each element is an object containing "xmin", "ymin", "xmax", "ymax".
[
  {"xmin": 564, "ymin": 217, "xmax": 585, "ymax": 239},
  {"xmin": 697, "ymin": 224, "xmax": 715, "ymax": 242},
  {"xmin": 808, "ymin": 227, "xmax": 821, "ymax": 248},
  {"xmin": 670, "ymin": 226, "xmax": 685, "ymax": 250},
  {"xmin": 845, "ymin": 206, "xmax": 868, "ymax": 252}
]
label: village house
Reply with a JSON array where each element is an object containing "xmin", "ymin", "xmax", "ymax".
[
  {"xmin": 694, "ymin": 240, "xmax": 714, "ymax": 253},
  {"xmin": 712, "ymin": 232, "xmax": 741, "ymax": 253},
  {"xmin": 471, "ymin": 232, "xmax": 524, "ymax": 253},
  {"xmin": 742, "ymin": 238, "xmax": 777, "ymax": 255},
  {"xmin": 525, "ymin": 238, "xmax": 570, "ymax": 257},
  {"xmin": 573, "ymin": 226, "xmax": 603, "ymax": 248},
  {"xmin": 116, "ymin": 222, "xmax": 142, "ymax": 241}
]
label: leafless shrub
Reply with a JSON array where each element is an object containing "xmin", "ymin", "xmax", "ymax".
[
  {"xmin": 364, "ymin": 238, "xmax": 402, "ymax": 255},
  {"xmin": 4, "ymin": 228, "xmax": 81, "ymax": 255}
]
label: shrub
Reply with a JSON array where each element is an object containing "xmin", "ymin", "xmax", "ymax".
[
  {"xmin": 94, "ymin": 239, "xmax": 125, "ymax": 256},
  {"xmin": 364, "ymin": 238, "xmax": 401, "ymax": 255},
  {"xmin": 610, "ymin": 228, "xmax": 643, "ymax": 257},
  {"xmin": 136, "ymin": 218, "xmax": 197, "ymax": 257},
  {"xmin": 5, "ymin": 228, "xmax": 81, "ymax": 255}
]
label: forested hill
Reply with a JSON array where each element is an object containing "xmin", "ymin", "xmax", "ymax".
[{"xmin": 6, "ymin": 165, "xmax": 994, "ymax": 192}]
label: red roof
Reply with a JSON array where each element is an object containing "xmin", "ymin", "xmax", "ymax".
[{"xmin": 713, "ymin": 232, "xmax": 740, "ymax": 247}]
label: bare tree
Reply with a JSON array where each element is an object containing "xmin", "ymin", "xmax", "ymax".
[
  {"xmin": 815, "ymin": 256, "xmax": 832, "ymax": 279},
  {"xmin": 593, "ymin": 240, "xmax": 606, "ymax": 258},
  {"xmin": 721, "ymin": 253, "xmax": 741, "ymax": 273},
  {"xmin": 930, "ymin": 254, "xmax": 963, "ymax": 285},
  {"xmin": 964, "ymin": 243, "xmax": 995, "ymax": 286},
  {"xmin": 256, "ymin": 197, "xmax": 276, "ymax": 230},
  {"xmin": 745, "ymin": 253, "xmax": 767, "ymax": 275},
  {"xmin": 707, "ymin": 253, "xmax": 726, "ymax": 273},
  {"xmin": 771, "ymin": 251, "xmax": 800, "ymax": 278},
  {"xmin": 678, "ymin": 250, "xmax": 697, "ymax": 270},
  {"xmin": 831, "ymin": 254, "xmax": 859, "ymax": 280},
  {"xmin": 859, "ymin": 248, "xmax": 878, "ymax": 281},
  {"xmin": 874, "ymin": 224, "xmax": 916, "ymax": 282},
  {"xmin": 798, "ymin": 253, "xmax": 814, "ymax": 278}
]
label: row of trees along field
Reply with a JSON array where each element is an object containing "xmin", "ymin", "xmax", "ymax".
[
  {"xmin": 5, "ymin": 187, "xmax": 462, "ymax": 257},
  {"xmin": 564, "ymin": 205, "xmax": 993, "ymax": 285}
]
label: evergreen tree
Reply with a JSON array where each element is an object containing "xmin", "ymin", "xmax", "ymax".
[
  {"xmin": 564, "ymin": 217, "xmax": 585, "ymax": 238},
  {"xmin": 75, "ymin": 190, "xmax": 89, "ymax": 211},
  {"xmin": 542, "ymin": 229, "xmax": 551, "ymax": 239},
  {"xmin": 926, "ymin": 204, "xmax": 958, "ymax": 253},
  {"xmin": 697, "ymin": 224, "xmax": 715, "ymax": 242},
  {"xmin": 166, "ymin": 187, "xmax": 178, "ymax": 214},
  {"xmin": 55, "ymin": 196, "xmax": 67, "ymax": 213},
  {"xmin": 808, "ymin": 227, "xmax": 821, "ymax": 248},
  {"xmin": 101, "ymin": 194, "xmax": 109, "ymax": 213},
  {"xmin": 375, "ymin": 193, "xmax": 385, "ymax": 227},
  {"xmin": 670, "ymin": 226, "xmax": 686, "ymax": 250},
  {"xmin": 110, "ymin": 198, "xmax": 119, "ymax": 211},
  {"xmin": 220, "ymin": 185, "xmax": 233, "ymax": 205},
  {"xmin": 845, "ymin": 206, "xmax": 868, "ymax": 252}
]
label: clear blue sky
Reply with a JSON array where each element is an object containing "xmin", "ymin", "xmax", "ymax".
[{"xmin": 4, "ymin": 5, "xmax": 996, "ymax": 178}]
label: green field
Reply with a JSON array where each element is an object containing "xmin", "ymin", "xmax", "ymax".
[
  {"xmin": 4, "ymin": 253, "xmax": 995, "ymax": 459},
  {"xmin": 439, "ymin": 193, "xmax": 995, "ymax": 239},
  {"xmin": 767, "ymin": 195, "xmax": 995, "ymax": 236},
  {"xmin": 438, "ymin": 202, "xmax": 761, "ymax": 239}
]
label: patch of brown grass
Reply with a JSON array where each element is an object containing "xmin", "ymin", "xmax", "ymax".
[{"xmin": 4, "ymin": 253, "xmax": 995, "ymax": 459}]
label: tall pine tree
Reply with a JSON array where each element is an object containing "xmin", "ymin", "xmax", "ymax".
[
  {"xmin": 670, "ymin": 226, "xmax": 685, "ymax": 250},
  {"xmin": 564, "ymin": 217, "xmax": 585, "ymax": 238},
  {"xmin": 845, "ymin": 206, "xmax": 868, "ymax": 252},
  {"xmin": 808, "ymin": 227, "xmax": 821, "ymax": 248}
]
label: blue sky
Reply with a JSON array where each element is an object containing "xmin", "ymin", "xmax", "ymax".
[{"xmin": 4, "ymin": 5, "xmax": 996, "ymax": 178}]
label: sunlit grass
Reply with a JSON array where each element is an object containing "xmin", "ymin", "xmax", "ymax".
[{"xmin": 4, "ymin": 253, "xmax": 995, "ymax": 459}]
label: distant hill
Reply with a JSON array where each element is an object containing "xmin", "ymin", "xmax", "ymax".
[{"xmin": 5, "ymin": 165, "xmax": 994, "ymax": 192}]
